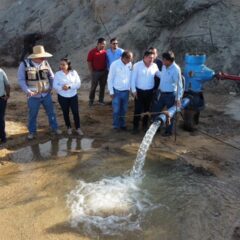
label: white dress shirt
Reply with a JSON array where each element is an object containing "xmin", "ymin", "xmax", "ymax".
[
  {"xmin": 156, "ymin": 62, "xmax": 183, "ymax": 100},
  {"xmin": 107, "ymin": 58, "xmax": 132, "ymax": 95},
  {"xmin": 131, "ymin": 60, "xmax": 158, "ymax": 93},
  {"xmin": 53, "ymin": 70, "xmax": 81, "ymax": 98}
]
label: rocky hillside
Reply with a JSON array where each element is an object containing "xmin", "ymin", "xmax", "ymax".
[{"xmin": 0, "ymin": 0, "xmax": 240, "ymax": 88}]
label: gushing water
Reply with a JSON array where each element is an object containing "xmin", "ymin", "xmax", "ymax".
[
  {"xmin": 67, "ymin": 121, "xmax": 162, "ymax": 236},
  {"xmin": 131, "ymin": 121, "xmax": 161, "ymax": 177},
  {"xmin": 67, "ymin": 176, "xmax": 160, "ymax": 236}
]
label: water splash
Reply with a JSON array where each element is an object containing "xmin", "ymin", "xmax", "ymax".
[
  {"xmin": 131, "ymin": 121, "xmax": 161, "ymax": 178},
  {"xmin": 67, "ymin": 121, "xmax": 162, "ymax": 236},
  {"xmin": 67, "ymin": 176, "xmax": 159, "ymax": 236}
]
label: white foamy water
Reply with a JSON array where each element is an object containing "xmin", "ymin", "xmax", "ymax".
[
  {"xmin": 131, "ymin": 121, "xmax": 161, "ymax": 178},
  {"xmin": 67, "ymin": 121, "xmax": 161, "ymax": 235},
  {"xmin": 67, "ymin": 176, "xmax": 160, "ymax": 235}
]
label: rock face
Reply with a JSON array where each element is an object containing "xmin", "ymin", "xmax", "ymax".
[{"xmin": 0, "ymin": 0, "xmax": 239, "ymax": 85}]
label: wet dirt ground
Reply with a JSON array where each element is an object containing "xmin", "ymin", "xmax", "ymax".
[{"xmin": 0, "ymin": 68, "xmax": 240, "ymax": 240}]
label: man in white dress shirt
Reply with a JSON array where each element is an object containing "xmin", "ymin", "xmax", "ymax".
[
  {"xmin": 131, "ymin": 50, "xmax": 159, "ymax": 133},
  {"xmin": 152, "ymin": 51, "xmax": 183, "ymax": 136},
  {"xmin": 107, "ymin": 51, "xmax": 133, "ymax": 130}
]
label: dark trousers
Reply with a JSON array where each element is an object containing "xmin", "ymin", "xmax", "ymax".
[
  {"xmin": 89, "ymin": 70, "xmax": 107, "ymax": 103},
  {"xmin": 133, "ymin": 88, "xmax": 154, "ymax": 130},
  {"xmin": 0, "ymin": 98, "xmax": 7, "ymax": 141},
  {"xmin": 152, "ymin": 92, "xmax": 175, "ymax": 133},
  {"xmin": 58, "ymin": 94, "xmax": 80, "ymax": 129}
]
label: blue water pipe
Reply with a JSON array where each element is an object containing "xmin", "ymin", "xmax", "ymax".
[{"xmin": 155, "ymin": 98, "xmax": 190, "ymax": 125}]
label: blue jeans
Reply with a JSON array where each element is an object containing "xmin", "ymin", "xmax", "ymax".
[
  {"xmin": 27, "ymin": 93, "xmax": 58, "ymax": 133},
  {"xmin": 112, "ymin": 89, "xmax": 129, "ymax": 129},
  {"xmin": 152, "ymin": 92, "xmax": 175, "ymax": 133}
]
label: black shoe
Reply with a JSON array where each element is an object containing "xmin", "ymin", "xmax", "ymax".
[
  {"xmin": 120, "ymin": 126, "xmax": 127, "ymax": 131},
  {"xmin": 162, "ymin": 132, "xmax": 172, "ymax": 137}
]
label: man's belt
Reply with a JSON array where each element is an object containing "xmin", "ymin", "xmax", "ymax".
[
  {"xmin": 161, "ymin": 92, "xmax": 174, "ymax": 94},
  {"xmin": 114, "ymin": 88, "xmax": 129, "ymax": 92},
  {"xmin": 93, "ymin": 69, "xmax": 106, "ymax": 72}
]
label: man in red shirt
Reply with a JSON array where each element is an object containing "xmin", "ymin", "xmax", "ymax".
[{"xmin": 87, "ymin": 38, "xmax": 107, "ymax": 106}]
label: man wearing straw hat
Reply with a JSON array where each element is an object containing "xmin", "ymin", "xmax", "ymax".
[{"xmin": 18, "ymin": 45, "xmax": 62, "ymax": 140}]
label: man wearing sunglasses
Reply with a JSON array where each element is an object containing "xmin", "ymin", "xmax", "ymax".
[{"xmin": 106, "ymin": 38, "xmax": 124, "ymax": 70}]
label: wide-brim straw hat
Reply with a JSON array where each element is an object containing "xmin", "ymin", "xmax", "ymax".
[{"xmin": 28, "ymin": 45, "xmax": 53, "ymax": 59}]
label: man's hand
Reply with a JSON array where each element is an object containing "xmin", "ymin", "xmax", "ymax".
[
  {"xmin": 28, "ymin": 91, "xmax": 38, "ymax": 97},
  {"xmin": 175, "ymin": 100, "xmax": 181, "ymax": 108},
  {"xmin": 110, "ymin": 94, "xmax": 114, "ymax": 99},
  {"xmin": 62, "ymin": 85, "xmax": 69, "ymax": 91},
  {"xmin": 2, "ymin": 95, "xmax": 9, "ymax": 101}
]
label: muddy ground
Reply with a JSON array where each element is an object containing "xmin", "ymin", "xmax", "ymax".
[{"xmin": 0, "ymin": 68, "xmax": 240, "ymax": 239}]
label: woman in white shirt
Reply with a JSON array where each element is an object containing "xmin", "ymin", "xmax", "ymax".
[{"xmin": 53, "ymin": 58, "xmax": 83, "ymax": 135}]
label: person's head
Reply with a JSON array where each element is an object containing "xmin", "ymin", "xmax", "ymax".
[
  {"xmin": 31, "ymin": 57, "xmax": 45, "ymax": 64},
  {"xmin": 148, "ymin": 47, "xmax": 158, "ymax": 60},
  {"xmin": 97, "ymin": 37, "xmax": 106, "ymax": 50},
  {"xmin": 110, "ymin": 38, "xmax": 119, "ymax": 50},
  {"xmin": 28, "ymin": 45, "xmax": 52, "ymax": 63},
  {"xmin": 59, "ymin": 58, "xmax": 72, "ymax": 72},
  {"xmin": 121, "ymin": 50, "xmax": 133, "ymax": 65},
  {"xmin": 143, "ymin": 50, "xmax": 155, "ymax": 67},
  {"xmin": 162, "ymin": 51, "xmax": 175, "ymax": 67}
]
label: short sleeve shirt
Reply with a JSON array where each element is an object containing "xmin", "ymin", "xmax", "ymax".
[{"xmin": 87, "ymin": 48, "xmax": 107, "ymax": 71}]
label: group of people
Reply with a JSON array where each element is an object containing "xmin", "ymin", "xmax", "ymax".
[
  {"xmin": 88, "ymin": 37, "xmax": 183, "ymax": 136},
  {"xmin": 17, "ymin": 45, "xmax": 83, "ymax": 140},
  {"xmin": 0, "ymin": 36, "xmax": 183, "ymax": 145}
]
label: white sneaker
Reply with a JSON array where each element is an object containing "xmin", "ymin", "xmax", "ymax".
[
  {"xmin": 27, "ymin": 133, "xmax": 35, "ymax": 140},
  {"xmin": 76, "ymin": 128, "xmax": 84, "ymax": 136},
  {"xmin": 67, "ymin": 128, "xmax": 72, "ymax": 135},
  {"xmin": 53, "ymin": 129, "xmax": 62, "ymax": 135}
]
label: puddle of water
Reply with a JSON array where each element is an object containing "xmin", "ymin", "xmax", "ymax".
[
  {"xmin": 65, "ymin": 157, "xmax": 240, "ymax": 239},
  {"xmin": 10, "ymin": 138, "xmax": 94, "ymax": 163},
  {"xmin": 0, "ymin": 139, "xmax": 239, "ymax": 240},
  {"xmin": 80, "ymin": 138, "xmax": 94, "ymax": 151}
]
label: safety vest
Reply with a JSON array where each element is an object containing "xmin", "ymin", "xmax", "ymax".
[{"xmin": 23, "ymin": 59, "xmax": 51, "ymax": 93}]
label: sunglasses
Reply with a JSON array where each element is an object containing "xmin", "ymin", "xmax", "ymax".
[{"xmin": 112, "ymin": 42, "xmax": 118, "ymax": 45}]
